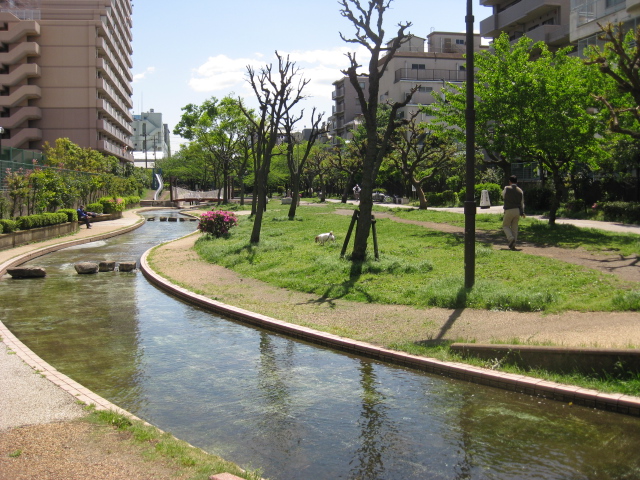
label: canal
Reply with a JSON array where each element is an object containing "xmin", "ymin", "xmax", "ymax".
[{"xmin": 2, "ymin": 210, "xmax": 640, "ymax": 479}]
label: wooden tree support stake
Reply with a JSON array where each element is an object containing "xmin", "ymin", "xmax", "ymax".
[{"xmin": 340, "ymin": 209, "xmax": 379, "ymax": 260}]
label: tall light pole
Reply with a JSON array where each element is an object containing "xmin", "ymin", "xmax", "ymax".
[
  {"xmin": 464, "ymin": 0, "xmax": 476, "ymax": 288},
  {"xmin": 143, "ymin": 122, "xmax": 147, "ymax": 169},
  {"xmin": 0, "ymin": 126, "xmax": 4, "ymax": 155}
]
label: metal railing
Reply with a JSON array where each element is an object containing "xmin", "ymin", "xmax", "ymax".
[{"xmin": 394, "ymin": 68, "xmax": 467, "ymax": 83}]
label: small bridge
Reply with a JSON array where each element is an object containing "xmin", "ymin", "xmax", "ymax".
[{"xmin": 171, "ymin": 186, "xmax": 223, "ymax": 205}]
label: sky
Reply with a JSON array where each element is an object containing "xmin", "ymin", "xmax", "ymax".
[{"xmin": 131, "ymin": 0, "xmax": 488, "ymax": 149}]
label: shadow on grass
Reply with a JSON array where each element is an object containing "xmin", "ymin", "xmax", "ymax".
[{"xmin": 300, "ymin": 260, "xmax": 370, "ymax": 308}]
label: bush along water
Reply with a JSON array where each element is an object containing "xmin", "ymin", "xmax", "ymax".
[{"xmin": 198, "ymin": 210, "xmax": 238, "ymax": 238}]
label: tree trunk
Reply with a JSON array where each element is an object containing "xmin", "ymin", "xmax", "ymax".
[
  {"xmin": 415, "ymin": 182, "xmax": 428, "ymax": 210},
  {"xmin": 288, "ymin": 174, "xmax": 301, "ymax": 219},
  {"xmin": 548, "ymin": 168, "xmax": 564, "ymax": 226},
  {"xmin": 351, "ymin": 171, "xmax": 373, "ymax": 261},
  {"xmin": 251, "ymin": 171, "xmax": 267, "ymax": 243}
]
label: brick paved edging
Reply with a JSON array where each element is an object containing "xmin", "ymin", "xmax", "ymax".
[{"xmin": 140, "ymin": 248, "xmax": 640, "ymax": 417}]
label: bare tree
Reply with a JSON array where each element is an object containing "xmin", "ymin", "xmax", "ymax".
[
  {"xmin": 239, "ymin": 52, "xmax": 308, "ymax": 243},
  {"xmin": 283, "ymin": 107, "xmax": 324, "ymax": 219},
  {"xmin": 340, "ymin": 0, "xmax": 413, "ymax": 261}
]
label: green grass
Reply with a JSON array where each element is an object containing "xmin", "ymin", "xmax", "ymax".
[
  {"xmin": 391, "ymin": 207, "xmax": 640, "ymax": 256},
  {"xmin": 193, "ymin": 203, "xmax": 639, "ymax": 313},
  {"xmin": 86, "ymin": 407, "xmax": 264, "ymax": 480}
]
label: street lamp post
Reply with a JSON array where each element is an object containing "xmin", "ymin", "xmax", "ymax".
[
  {"xmin": 0, "ymin": 126, "xmax": 4, "ymax": 156},
  {"xmin": 464, "ymin": 0, "xmax": 476, "ymax": 288}
]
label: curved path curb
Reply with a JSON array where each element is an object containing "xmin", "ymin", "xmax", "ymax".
[{"xmin": 141, "ymin": 245, "xmax": 640, "ymax": 417}]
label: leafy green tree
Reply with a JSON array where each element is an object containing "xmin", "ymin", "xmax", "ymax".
[
  {"xmin": 174, "ymin": 95, "xmax": 251, "ymax": 202},
  {"xmin": 428, "ymin": 34, "xmax": 605, "ymax": 224},
  {"xmin": 43, "ymin": 138, "xmax": 118, "ymax": 174},
  {"xmin": 586, "ymin": 23, "xmax": 640, "ymax": 139}
]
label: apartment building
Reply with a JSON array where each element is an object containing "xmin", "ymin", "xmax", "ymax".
[
  {"xmin": 329, "ymin": 75, "xmax": 368, "ymax": 141},
  {"xmin": 479, "ymin": 0, "xmax": 571, "ymax": 48},
  {"xmin": 571, "ymin": 0, "xmax": 640, "ymax": 54},
  {"xmin": 0, "ymin": 0, "xmax": 133, "ymax": 164},
  {"xmin": 132, "ymin": 109, "xmax": 170, "ymax": 166},
  {"xmin": 329, "ymin": 32, "xmax": 486, "ymax": 141}
]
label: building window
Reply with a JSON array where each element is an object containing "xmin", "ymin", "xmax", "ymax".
[
  {"xmin": 455, "ymin": 39, "xmax": 465, "ymax": 45},
  {"xmin": 417, "ymin": 86, "xmax": 433, "ymax": 93},
  {"xmin": 411, "ymin": 64, "xmax": 425, "ymax": 70},
  {"xmin": 606, "ymin": 0, "xmax": 624, "ymax": 7},
  {"xmin": 359, "ymin": 81, "xmax": 366, "ymax": 89}
]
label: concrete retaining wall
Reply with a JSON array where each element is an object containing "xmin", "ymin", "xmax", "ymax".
[
  {"xmin": 450, "ymin": 343, "xmax": 640, "ymax": 376},
  {"xmin": 0, "ymin": 222, "xmax": 77, "ymax": 251}
]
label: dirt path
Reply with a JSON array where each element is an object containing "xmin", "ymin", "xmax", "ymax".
[
  {"xmin": 150, "ymin": 233, "xmax": 640, "ymax": 350},
  {"xmin": 334, "ymin": 209, "xmax": 640, "ymax": 282}
]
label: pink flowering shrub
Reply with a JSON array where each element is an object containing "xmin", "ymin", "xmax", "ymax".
[{"xmin": 198, "ymin": 210, "xmax": 238, "ymax": 238}]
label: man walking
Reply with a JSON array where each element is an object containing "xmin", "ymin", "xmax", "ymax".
[{"xmin": 502, "ymin": 175, "xmax": 525, "ymax": 250}]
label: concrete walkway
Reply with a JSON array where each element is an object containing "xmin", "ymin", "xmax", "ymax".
[{"xmin": 2, "ymin": 206, "xmax": 640, "ymax": 432}]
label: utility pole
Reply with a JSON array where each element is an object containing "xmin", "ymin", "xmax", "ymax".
[
  {"xmin": 464, "ymin": 0, "xmax": 476, "ymax": 288},
  {"xmin": 143, "ymin": 122, "xmax": 147, "ymax": 169}
]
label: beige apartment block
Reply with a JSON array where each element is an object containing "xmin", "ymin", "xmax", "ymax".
[
  {"xmin": 329, "ymin": 32, "xmax": 486, "ymax": 141},
  {"xmin": 377, "ymin": 33, "xmax": 485, "ymax": 122},
  {"xmin": 480, "ymin": 0, "xmax": 571, "ymax": 48},
  {"xmin": 571, "ymin": 0, "xmax": 640, "ymax": 54},
  {"xmin": 0, "ymin": 0, "xmax": 133, "ymax": 163}
]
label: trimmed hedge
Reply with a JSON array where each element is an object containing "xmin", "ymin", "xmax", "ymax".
[
  {"xmin": 99, "ymin": 196, "xmax": 125, "ymax": 214},
  {"xmin": 458, "ymin": 183, "xmax": 502, "ymax": 206},
  {"xmin": 58, "ymin": 208, "xmax": 78, "ymax": 223},
  {"xmin": 0, "ymin": 219, "xmax": 18, "ymax": 233},
  {"xmin": 427, "ymin": 190, "xmax": 458, "ymax": 207},
  {"xmin": 124, "ymin": 195, "xmax": 140, "ymax": 208},
  {"xmin": 17, "ymin": 212, "xmax": 68, "ymax": 230},
  {"xmin": 600, "ymin": 202, "xmax": 640, "ymax": 224},
  {"xmin": 87, "ymin": 202, "xmax": 104, "ymax": 214}
]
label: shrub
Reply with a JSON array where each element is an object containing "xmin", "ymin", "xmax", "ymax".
[
  {"xmin": 0, "ymin": 219, "xmax": 18, "ymax": 233},
  {"xmin": 16, "ymin": 212, "xmax": 67, "ymax": 230},
  {"xmin": 0, "ymin": 223, "xmax": 3, "ymax": 234},
  {"xmin": 87, "ymin": 202, "xmax": 104, "ymax": 214},
  {"xmin": 58, "ymin": 208, "xmax": 78, "ymax": 222},
  {"xmin": 124, "ymin": 195, "xmax": 140, "ymax": 207},
  {"xmin": 600, "ymin": 202, "xmax": 640, "ymax": 224},
  {"xmin": 99, "ymin": 196, "xmax": 125, "ymax": 214},
  {"xmin": 426, "ymin": 190, "xmax": 458, "ymax": 207},
  {"xmin": 197, "ymin": 210, "xmax": 238, "ymax": 238},
  {"xmin": 475, "ymin": 183, "xmax": 502, "ymax": 205}
]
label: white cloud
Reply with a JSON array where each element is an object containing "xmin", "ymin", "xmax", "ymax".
[{"xmin": 133, "ymin": 66, "xmax": 156, "ymax": 83}]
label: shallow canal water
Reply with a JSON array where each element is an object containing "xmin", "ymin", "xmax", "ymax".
[{"xmin": 2, "ymin": 210, "xmax": 640, "ymax": 479}]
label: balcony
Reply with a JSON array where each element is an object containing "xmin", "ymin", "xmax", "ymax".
[
  {"xmin": 0, "ymin": 85, "xmax": 41, "ymax": 108},
  {"xmin": 0, "ymin": 106, "xmax": 41, "ymax": 130},
  {"xmin": 4, "ymin": 127, "xmax": 41, "ymax": 149},
  {"xmin": 480, "ymin": 0, "xmax": 562, "ymax": 38},
  {"xmin": 394, "ymin": 68, "xmax": 467, "ymax": 83},
  {"xmin": 332, "ymin": 88, "xmax": 344, "ymax": 99},
  {"xmin": 0, "ymin": 19, "xmax": 39, "ymax": 43},
  {"xmin": 0, "ymin": 42, "xmax": 40, "ymax": 65},
  {"xmin": 572, "ymin": 0, "xmax": 627, "ymax": 27},
  {"xmin": 0, "ymin": 63, "xmax": 40, "ymax": 87},
  {"xmin": 524, "ymin": 23, "xmax": 570, "ymax": 46}
]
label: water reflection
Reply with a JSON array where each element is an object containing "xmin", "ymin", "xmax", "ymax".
[{"xmin": 2, "ymin": 211, "xmax": 640, "ymax": 479}]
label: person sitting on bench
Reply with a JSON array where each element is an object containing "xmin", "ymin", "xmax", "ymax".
[{"xmin": 77, "ymin": 205, "xmax": 94, "ymax": 229}]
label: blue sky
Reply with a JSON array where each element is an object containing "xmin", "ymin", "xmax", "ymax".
[{"xmin": 131, "ymin": 0, "xmax": 487, "ymax": 148}]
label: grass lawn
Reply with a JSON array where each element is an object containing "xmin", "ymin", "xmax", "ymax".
[{"xmin": 194, "ymin": 202, "xmax": 640, "ymax": 314}]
